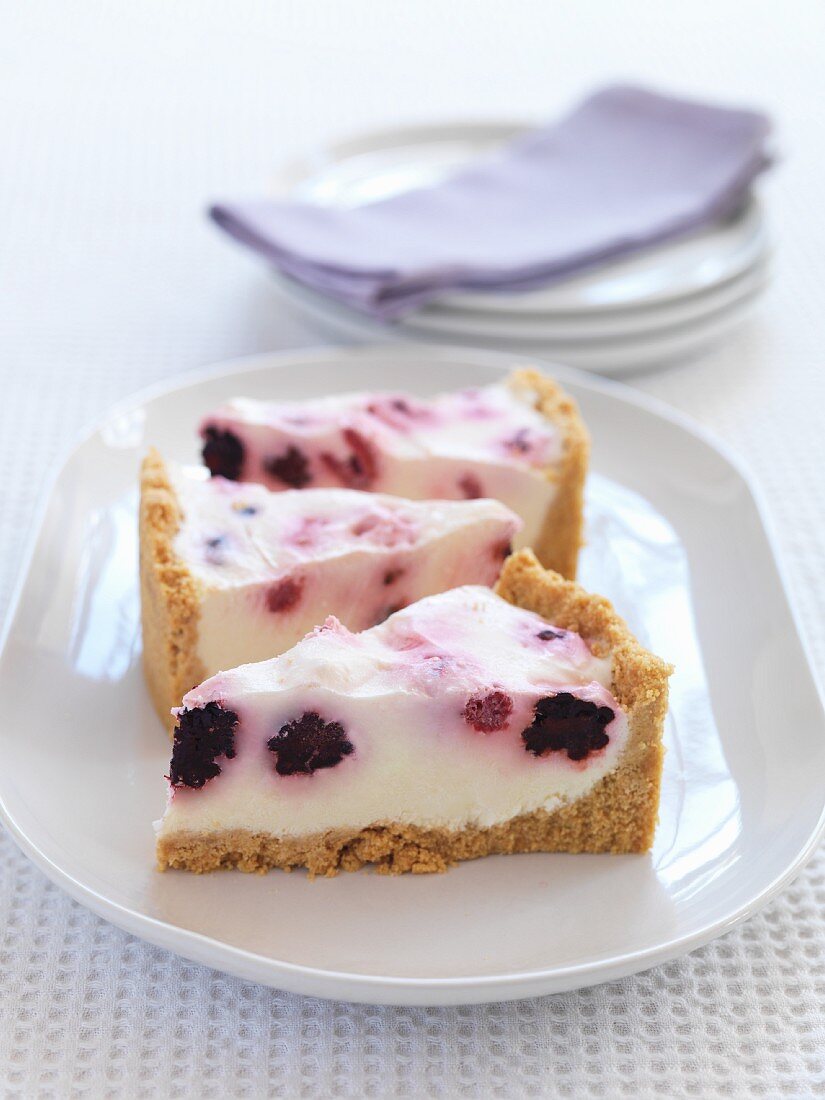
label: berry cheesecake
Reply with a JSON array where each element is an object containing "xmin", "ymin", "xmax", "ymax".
[
  {"xmin": 199, "ymin": 368, "xmax": 588, "ymax": 579},
  {"xmin": 140, "ymin": 450, "xmax": 520, "ymax": 729},
  {"xmin": 156, "ymin": 550, "xmax": 671, "ymax": 876}
]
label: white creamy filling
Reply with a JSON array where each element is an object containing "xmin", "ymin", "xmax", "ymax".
[
  {"xmin": 354, "ymin": 455, "xmax": 553, "ymax": 552},
  {"xmin": 158, "ymin": 685, "xmax": 626, "ymax": 837},
  {"xmin": 167, "ymin": 470, "xmax": 520, "ymax": 676},
  {"xmin": 193, "ymin": 514, "xmax": 515, "ymax": 673},
  {"xmin": 210, "ymin": 383, "xmax": 562, "ymax": 546},
  {"xmin": 224, "ymin": 383, "xmax": 560, "ymax": 463}
]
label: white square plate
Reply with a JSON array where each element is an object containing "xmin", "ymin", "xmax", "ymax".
[{"xmin": 1, "ymin": 346, "xmax": 823, "ymax": 1006}]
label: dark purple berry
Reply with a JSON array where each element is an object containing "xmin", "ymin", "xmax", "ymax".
[
  {"xmin": 366, "ymin": 396, "xmax": 430, "ymax": 425},
  {"xmin": 537, "ymin": 628, "xmax": 565, "ymax": 641},
  {"xmin": 321, "ymin": 429, "xmax": 378, "ymax": 489},
  {"xmin": 463, "ymin": 690, "xmax": 514, "ymax": 732},
  {"xmin": 265, "ymin": 445, "xmax": 312, "ymax": 489},
  {"xmin": 169, "ymin": 701, "xmax": 238, "ymax": 788},
  {"xmin": 458, "ymin": 473, "xmax": 483, "ymax": 500},
  {"xmin": 201, "ymin": 426, "xmax": 245, "ymax": 480},
  {"xmin": 204, "ymin": 534, "xmax": 228, "ymax": 565},
  {"xmin": 267, "ymin": 711, "xmax": 354, "ymax": 776},
  {"xmin": 521, "ymin": 693, "xmax": 614, "ymax": 761},
  {"xmin": 504, "ymin": 428, "xmax": 532, "ymax": 454},
  {"xmin": 266, "ymin": 576, "xmax": 303, "ymax": 613}
]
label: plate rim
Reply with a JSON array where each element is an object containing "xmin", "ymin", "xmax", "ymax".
[
  {"xmin": 2, "ymin": 344, "xmax": 823, "ymax": 1005},
  {"xmin": 273, "ymin": 117, "xmax": 531, "ymax": 195},
  {"xmin": 401, "ymin": 272, "xmax": 769, "ymax": 345},
  {"xmin": 272, "ymin": 271, "xmax": 765, "ymax": 375}
]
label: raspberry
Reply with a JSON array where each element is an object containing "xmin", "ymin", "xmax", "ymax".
[
  {"xmin": 267, "ymin": 711, "xmax": 354, "ymax": 776},
  {"xmin": 521, "ymin": 693, "xmax": 614, "ymax": 761},
  {"xmin": 463, "ymin": 690, "xmax": 514, "ymax": 732},
  {"xmin": 266, "ymin": 576, "xmax": 303, "ymax": 613},
  {"xmin": 321, "ymin": 429, "xmax": 378, "ymax": 489},
  {"xmin": 201, "ymin": 426, "xmax": 245, "ymax": 480},
  {"xmin": 458, "ymin": 473, "xmax": 483, "ymax": 499},
  {"xmin": 265, "ymin": 445, "xmax": 312, "ymax": 488},
  {"xmin": 169, "ymin": 702, "xmax": 238, "ymax": 788}
]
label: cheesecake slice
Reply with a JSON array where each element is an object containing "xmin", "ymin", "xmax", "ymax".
[
  {"xmin": 156, "ymin": 551, "xmax": 671, "ymax": 876},
  {"xmin": 140, "ymin": 450, "xmax": 520, "ymax": 729},
  {"xmin": 198, "ymin": 368, "xmax": 588, "ymax": 579}
]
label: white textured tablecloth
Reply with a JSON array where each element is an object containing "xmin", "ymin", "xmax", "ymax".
[{"xmin": 2, "ymin": 2, "xmax": 825, "ymax": 1095}]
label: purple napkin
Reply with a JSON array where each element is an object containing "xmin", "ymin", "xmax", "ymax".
[{"xmin": 210, "ymin": 85, "xmax": 771, "ymax": 320}]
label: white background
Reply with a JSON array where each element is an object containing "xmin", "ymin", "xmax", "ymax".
[{"xmin": 2, "ymin": 2, "xmax": 824, "ymax": 1096}]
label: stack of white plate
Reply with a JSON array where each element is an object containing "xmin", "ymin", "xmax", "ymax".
[{"xmin": 272, "ymin": 123, "xmax": 771, "ymax": 376}]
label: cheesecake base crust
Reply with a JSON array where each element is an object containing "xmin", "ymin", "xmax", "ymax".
[
  {"xmin": 507, "ymin": 368, "xmax": 589, "ymax": 580},
  {"xmin": 157, "ymin": 775, "xmax": 655, "ymax": 879},
  {"xmin": 140, "ymin": 449, "xmax": 205, "ymax": 732}
]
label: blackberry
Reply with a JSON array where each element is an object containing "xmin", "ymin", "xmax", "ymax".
[
  {"xmin": 201, "ymin": 426, "xmax": 244, "ymax": 481},
  {"xmin": 169, "ymin": 702, "xmax": 238, "ymax": 788},
  {"xmin": 521, "ymin": 693, "xmax": 613, "ymax": 761},
  {"xmin": 265, "ymin": 445, "xmax": 312, "ymax": 489},
  {"xmin": 267, "ymin": 711, "xmax": 354, "ymax": 776},
  {"xmin": 321, "ymin": 429, "xmax": 378, "ymax": 489}
]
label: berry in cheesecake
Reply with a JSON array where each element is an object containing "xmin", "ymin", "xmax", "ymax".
[{"xmin": 198, "ymin": 368, "xmax": 588, "ymax": 579}]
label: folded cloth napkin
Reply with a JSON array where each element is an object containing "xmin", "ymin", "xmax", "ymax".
[{"xmin": 210, "ymin": 85, "xmax": 771, "ymax": 320}]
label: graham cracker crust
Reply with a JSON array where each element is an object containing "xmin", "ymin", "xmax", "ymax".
[
  {"xmin": 506, "ymin": 368, "xmax": 589, "ymax": 580},
  {"xmin": 157, "ymin": 550, "xmax": 671, "ymax": 875},
  {"xmin": 139, "ymin": 449, "xmax": 205, "ymax": 732}
]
